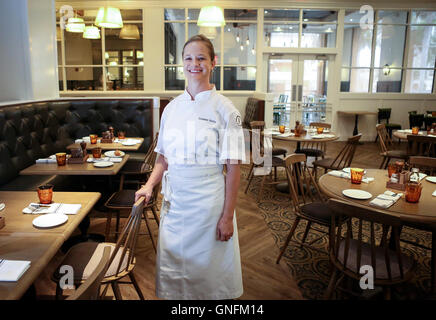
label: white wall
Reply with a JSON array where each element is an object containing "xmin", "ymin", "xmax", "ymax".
[
  {"xmin": 0, "ymin": 0, "xmax": 32, "ymax": 102},
  {"xmin": 27, "ymin": 0, "xmax": 59, "ymax": 100}
]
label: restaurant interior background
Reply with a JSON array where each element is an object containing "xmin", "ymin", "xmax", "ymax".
[{"xmin": 1, "ymin": 0, "xmax": 435, "ymax": 142}]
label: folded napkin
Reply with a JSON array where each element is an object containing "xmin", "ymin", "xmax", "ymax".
[
  {"xmin": 23, "ymin": 203, "xmax": 81, "ymax": 215},
  {"xmin": 0, "ymin": 260, "xmax": 31, "ymax": 281},
  {"xmin": 109, "ymin": 157, "xmax": 122, "ymax": 163},
  {"xmin": 328, "ymin": 170, "xmax": 374, "ymax": 183},
  {"xmin": 369, "ymin": 191, "xmax": 402, "ymax": 209},
  {"xmin": 397, "ymin": 129, "xmax": 412, "ymax": 133},
  {"xmin": 36, "ymin": 158, "xmax": 57, "ymax": 164},
  {"xmin": 418, "ymin": 173, "xmax": 428, "ymax": 181},
  {"xmin": 433, "ymin": 190, "xmax": 436, "ymax": 197}
]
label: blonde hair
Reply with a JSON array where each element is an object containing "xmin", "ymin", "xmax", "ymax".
[{"xmin": 182, "ymin": 34, "xmax": 215, "ymax": 62}]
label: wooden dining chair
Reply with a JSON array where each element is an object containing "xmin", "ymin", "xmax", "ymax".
[
  {"xmin": 376, "ymin": 124, "xmax": 408, "ymax": 169},
  {"xmin": 118, "ymin": 133, "xmax": 159, "ymax": 191},
  {"xmin": 105, "ymin": 182, "xmax": 161, "ymax": 252},
  {"xmin": 407, "ymin": 134, "xmax": 436, "ymax": 157},
  {"xmin": 53, "ymin": 197, "xmax": 147, "ymax": 300},
  {"xmin": 276, "ymin": 154, "xmax": 345, "ymax": 263},
  {"xmin": 408, "ymin": 156, "xmax": 436, "ymax": 175},
  {"xmin": 105, "ymin": 133, "xmax": 159, "ymax": 244},
  {"xmin": 246, "ymin": 121, "xmax": 287, "ymax": 179},
  {"xmin": 245, "ymin": 121, "xmax": 286, "ymax": 202},
  {"xmin": 312, "ymin": 134, "xmax": 362, "ymax": 180},
  {"xmin": 66, "ymin": 246, "xmax": 111, "ymax": 300},
  {"xmin": 324, "ymin": 199, "xmax": 416, "ymax": 300},
  {"xmin": 300, "ymin": 122, "xmax": 332, "ymax": 161}
]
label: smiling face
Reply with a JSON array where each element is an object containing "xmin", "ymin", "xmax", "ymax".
[{"xmin": 183, "ymin": 41, "xmax": 216, "ymax": 85}]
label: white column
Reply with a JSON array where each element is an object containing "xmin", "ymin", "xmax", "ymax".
[
  {"xmin": 0, "ymin": 0, "xmax": 32, "ymax": 102},
  {"xmin": 27, "ymin": 0, "xmax": 59, "ymax": 100}
]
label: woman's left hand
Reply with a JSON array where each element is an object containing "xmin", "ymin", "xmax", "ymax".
[{"xmin": 216, "ymin": 216, "xmax": 234, "ymax": 242}]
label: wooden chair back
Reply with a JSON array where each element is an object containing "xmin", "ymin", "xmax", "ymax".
[
  {"xmin": 328, "ymin": 134, "xmax": 362, "ymax": 169},
  {"xmin": 141, "ymin": 133, "xmax": 159, "ymax": 173},
  {"xmin": 284, "ymin": 154, "xmax": 325, "ymax": 211},
  {"xmin": 407, "ymin": 134, "xmax": 436, "ymax": 157},
  {"xmin": 408, "ymin": 156, "xmax": 436, "ymax": 175},
  {"xmin": 66, "ymin": 246, "xmax": 111, "ymax": 300},
  {"xmin": 327, "ymin": 198, "xmax": 408, "ymax": 284},
  {"xmin": 108, "ymin": 197, "xmax": 145, "ymax": 277},
  {"xmin": 250, "ymin": 121, "xmax": 268, "ymax": 156},
  {"xmin": 376, "ymin": 123, "xmax": 393, "ymax": 153},
  {"xmin": 309, "ymin": 122, "xmax": 331, "ymax": 129}
]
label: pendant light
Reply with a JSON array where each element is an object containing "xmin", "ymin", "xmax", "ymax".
[
  {"xmin": 66, "ymin": 17, "xmax": 85, "ymax": 33},
  {"xmin": 246, "ymin": 36, "xmax": 250, "ymax": 45},
  {"xmin": 197, "ymin": 6, "xmax": 225, "ymax": 27},
  {"xmin": 83, "ymin": 25, "xmax": 100, "ymax": 39},
  {"xmin": 95, "ymin": 6, "xmax": 123, "ymax": 28},
  {"xmin": 236, "ymin": 32, "xmax": 240, "ymax": 42},
  {"xmin": 383, "ymin": 64, "xmax": 391, "ymax": 76},
  {"xmin": 120, "ymin": 25, "xmax": 140, "ymax": 39}
]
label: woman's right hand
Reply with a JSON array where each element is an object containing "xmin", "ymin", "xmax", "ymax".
[{"xmin": 135, "ymin": 184, "xmax": 153, "ymax": 203}]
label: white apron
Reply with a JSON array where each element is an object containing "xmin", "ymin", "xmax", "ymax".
[{"xmin": 156, "ymin": 164, "xmax": 243, "ymax": 300}]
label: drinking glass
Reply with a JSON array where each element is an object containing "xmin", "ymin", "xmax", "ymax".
[
  {"xmin": 350, "ymin": 168, "xmax": 365, "ymax": 184},
  {"xmin": 37, "ymin": 184, "xmax": 53, "ymax": 204},
  {"xmin": 412, "ymin": 127, "xmax": 419, "ymax": 135},
  {"xmin": 405, "ymin": 183, "xmax": 422, "ymax": 203},
  {"xmin": 118, "ymin": 131, "xmax": 125, "ymax": 139},
  {"xmin": 92, "ymin": 147, "xmax": 102, "ymax": 159},
  {"xmin": 387, "ymin": 163, "xmax": 397, "ymax": 178},
  {"xmin": 317, "ymin": 127, "xmax": 324, "ymax": 134},
  {"xmin": 90, "ymin": 134, "xmax": 98, "ymax": 144},
  {"xmin": 55, "ymin": 153, "xmax": 67, "ymax": 166},
  {"xmin": 279, "ymin": 125, "xmax": 285, "ymax": 134}
]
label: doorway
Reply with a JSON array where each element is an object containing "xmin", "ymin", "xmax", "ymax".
[{"xmin": 267, "ymin": 54, "xmax": 329, "ymax": 127}]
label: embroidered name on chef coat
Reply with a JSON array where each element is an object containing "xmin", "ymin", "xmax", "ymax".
[{"xmin": 198, "ymin": 117, "xmax": 217, "ymax": 123}]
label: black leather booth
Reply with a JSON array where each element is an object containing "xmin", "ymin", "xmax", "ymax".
[{"xmin": 0, "ymin": 99, "xmax": 153, "ymax": 191}]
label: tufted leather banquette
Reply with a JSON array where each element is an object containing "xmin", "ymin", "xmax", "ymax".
[{"xmin": 0, "ymin": 99, "xmax": 153, "ymax": 190}]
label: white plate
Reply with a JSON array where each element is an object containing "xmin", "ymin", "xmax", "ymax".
[
  {"xmin": 342, "ymin": 189, "xmax": 373, "ymax": 200},
  {"xmin": 121, "ymin": 140, "xmax": 137, "ymax": 146},
  {"xmin": 104, "ymin": 150, "xmax": 125, "ymax": 158},
  {"xmin": 426, "ymin": 176, "xmax": 436, "ymax": 184},
  {"xmin": 93, "ymin": 161, "xmax": 114, "ymax": 168},
  {"xmin": 32, "ymin": 213, "xmax": 68, "ymax": 228}
]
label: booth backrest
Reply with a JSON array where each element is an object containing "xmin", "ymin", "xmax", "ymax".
[{"xmin": 0, "ymin": 99, "xmax": 153, "ymax": 186}]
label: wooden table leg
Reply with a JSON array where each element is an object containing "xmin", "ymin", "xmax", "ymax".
[
  {"xmin": 432, "ymin": 231, "xmax": 436, "ymax": 294},
  {"xmin": 353, "ymin": 114, "xmax": 359, "ymax": 136}
]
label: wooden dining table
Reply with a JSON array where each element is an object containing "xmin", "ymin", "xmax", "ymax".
[
  {"xmin": 67, "ymin": 137, "xmax": 144, "ymax": 151},
  {"xmin": 393, "ymin": 130, "xmax": 436, "ymax": 141},
  {"xmin": 270, "ymin": 129, "xmax": 339, "ymax": 192},
  {"xmin": 0, "ymin": 191, "xmax": 100, "ymax": 299},
  {"xmin": 19, "ymin": 155, "xmax": 129, "ymax": 176},
  {"xmin": 318, "ymin": 168, "xmax": 436, "ymax": 292}
]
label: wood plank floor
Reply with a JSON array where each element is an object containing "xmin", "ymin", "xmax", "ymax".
[{"xmin": 32, "ymin": 140, "xmax": 395, "ymax": 300}]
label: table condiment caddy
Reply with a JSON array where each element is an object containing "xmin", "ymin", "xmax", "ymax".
[
  {"xmin": 386, "ymin": 171, "xmax": 411, "ymax": 191},
  {"xmin": 67, "ymin": 147, "xmax": 89, "ymax": 164}
]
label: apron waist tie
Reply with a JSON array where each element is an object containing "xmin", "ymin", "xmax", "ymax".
[{"xmin": 161, "ymin": 170, "xmax": 172, "ymax": 202}]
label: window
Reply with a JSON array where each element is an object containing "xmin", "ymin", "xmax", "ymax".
[
  {"xmin": 57, "ymin": 9, "xmax": 143, "ymax": 91},
  {"xmin": 341, "ymin": 9, "xmax": 436, "ymax": 93},
  {"xmin": 264, "ymin": 9, "xmax": 337, "ymax": 48},
  {"xmin": 164, "ymin": 8, "xmax": 257, "ymax": 91}
]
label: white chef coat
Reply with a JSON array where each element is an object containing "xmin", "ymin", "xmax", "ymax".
[
  {"xmin": 155, "ymin": 86, "xmax": 246, "ymax": 166},
  {"xmin": 154, "ymin": 86, "xmax": 245, "ymax": 300}
]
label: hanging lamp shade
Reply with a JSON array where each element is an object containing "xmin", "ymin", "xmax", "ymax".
[
  {"xmin": 197, "ymin": 6, "xmax": 225, "ymax": 27},
  {"xmin": 119, "ymin": 25, "xmax": 140, "ymax": 39},
  {"xmin": 95, "ymin": 7, "xmax": 123, "ymax": 28},
  {"xmin": 83, "ymin": 25, "xmax": 100, "ymax": 39},
  {"xmin": 66, "ymin": 17, "xmax": 85, "ymax": 33}
]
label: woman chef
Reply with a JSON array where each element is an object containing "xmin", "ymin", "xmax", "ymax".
[{"xmin": 135, "ymin": 34, "xmax": 245, "ymax": 300}]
